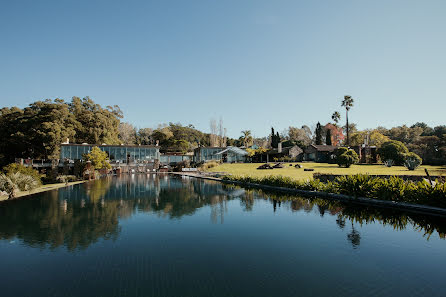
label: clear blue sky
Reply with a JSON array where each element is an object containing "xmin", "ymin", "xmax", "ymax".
[{"xmin": 1, "ymin": 0, "xmax": 445, "ymax": 138}]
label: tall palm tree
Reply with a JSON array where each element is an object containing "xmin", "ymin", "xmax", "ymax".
[
  {"xmin": 331, "ymin": 111, "xmax": 341, "ymax": 125},
  {"xmin": 341, "ymin": 95, "xmax": 354, "ymax": 146},
  {"xmin": 241, "ymin": 130, "xmax": 253, "ymax": 148}
]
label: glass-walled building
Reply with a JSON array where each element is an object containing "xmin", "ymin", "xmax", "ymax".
[
  {"xmin": 159, "ymin": 154, "xmax": 192, "ymax": 165},
  {"xmin": 60, "ymin": 144, "xmax": 160, "ymax": 164},
  {"xmin": 194, "ymin": 147, "xmax": 247, "ymax": 163}
]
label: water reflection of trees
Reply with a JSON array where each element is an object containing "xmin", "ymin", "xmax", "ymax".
[
  {"xmin": 0, "ymin": 176, "xmax": 239, "ymax": 250},
  {"xmin": 249, "ymin": 187, "xmax": 446, "ymax": 243},
  {"xmin": 0, "ymin": 189, "xmax": 120, "ymax": 251},
  {"xmin": 0, "ymin": 176, "xmax": 444, "ymax": 251}
]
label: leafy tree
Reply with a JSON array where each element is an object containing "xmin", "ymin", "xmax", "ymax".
[
  {"xmin": 27, "ymin": 99, "xmax": 78, "ymax": 159},
  {"xmin": 288, "ymin": 126, "xmax": 312, "ymax": 147},
  {"xmin": 384, "ymin": 125, "xmax": 423, "ymax": 144},
  {"xmin": 69, "ymin": 96, "xmax": 122, "ymax": 145},
  {"xmin": 118, "ymin": 122, "xmax": 137, "ymax": 144},
  {"xmin": 349, "ymin": 130, "xmax": 390, "ymax": 147},
  {"xmin": 83, "ymin": 146, "xmax": 111, "ymax": 170},
  {"xmin": 167, "ymin": 123, "xmax": 209, "ymax": 147},
  {"xmin": 0, "ymin": 100, "xmax": 77, "ymax": 162},
  {"xmin": 411, "ymin": 122, "xmax": 434, "ymax": 136},
  {"xmin": 377, "ymin": 140, "xmax": 409, "ymax": 165},
  {"xmin": 407, "ymin": 135, "xmax": 443, "ymax": 165},
  {"xmin": 336, "ymin": 148, "xmax": 359, "ymax": 168},
  {"xmin": 315, "ymin": 122, "xmax": 323, "ymax": 145},
  {"xmin": 136, "ymin": 128, "xmax": 153, "ymax": 145},
  {"xmin": 341, "ymin": 95, "xmax": 354, "ymax": 145},
  {"xmin": 433, "ymin": 125, "xmax": 446, "ymax": 139},
  {"xmin": 170, "ymin": 140, "xmax": 190, "ymax": 153}
]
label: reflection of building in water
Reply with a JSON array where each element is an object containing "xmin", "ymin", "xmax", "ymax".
[{"xmin": 210, "ymin": 194, "xmax": 227, "ymax": 224}]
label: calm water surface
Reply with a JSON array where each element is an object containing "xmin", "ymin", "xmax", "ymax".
[{"xmin": 0, "ymin": 175, "xmax": 445, "ymax": 297}]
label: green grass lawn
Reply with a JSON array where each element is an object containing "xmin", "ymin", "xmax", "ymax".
[{"xmin": 206, "ymin": 162, "xmax": 446, "ymax": 181}]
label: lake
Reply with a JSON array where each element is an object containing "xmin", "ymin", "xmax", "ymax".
[{"xmin": 0, "ymin": 175, "xmax": 445, "ymax": 297}]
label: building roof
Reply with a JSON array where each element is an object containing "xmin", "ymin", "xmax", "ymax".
[
  {"xmin": 215, "ymin": 146, "xmax": 248, "ymax": 156},
  {"xmin": 307, "ymin": 144, "xmax": 337, "ymax": 152},
  {"xmin": 267, "ymin": 145, "xmax": 303, "ymax": 155},
  {"xmin": 61, "ymin": 143, "xmax": 159, "ymax": 148}
]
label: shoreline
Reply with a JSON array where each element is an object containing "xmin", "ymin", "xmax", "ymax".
[
  {"xmin": 170, "ymin": 172, "xmax": 446, "ymax": 217},
  {"xmin": 0, "ymin": 180, "xmax": 86, "ymax": 202}
]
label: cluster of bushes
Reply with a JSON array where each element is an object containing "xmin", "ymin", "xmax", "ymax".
[
  {"xmin": 173, "ymin": 160, "xmax": 191, "ymax": 172},
  {"xmin": 378, "ymin": 140, "xmax": 423, "ymax": 170},
  {"xmin": 56, "ymin": 175, "xmax": 79, "ymax": 183},
  {"xmin": 222, "ymin": 174, "xmax": 446, "ymax": 208},
  {"xmin": 272, "ymin": 156, "xmax": 297, "ymax": 162},
  {"xmin": 0, "ymin": 164, "xmax": 42, "ymax": 199},
  {"xmin": 199, "ymin": 161, "xmax": 221, "ymax": 170}
]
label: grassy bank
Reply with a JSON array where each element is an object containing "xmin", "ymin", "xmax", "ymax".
[
  {"xmin": 0, "ymin": 181, "xmax": 85, "ymax": 202},
  {"xmin": 223, "ymin": 174, "xmax": 446, "ymax": 209},
  {"xmin": 207, "ymin": 163, "xmax": 446, "ymax": 180}
]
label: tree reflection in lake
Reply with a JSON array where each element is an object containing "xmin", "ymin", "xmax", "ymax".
[
  {"xmin": 0, "ymin": 175, "xmax": 444, "ymax": 252},
  {"xmin": 253, "ymin": 187, "xmax": 446, "ymax": 244}
]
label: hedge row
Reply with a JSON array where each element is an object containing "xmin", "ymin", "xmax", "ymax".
[{"xmin": 222, "ymin": 174, "xmax": 446, "ymax": 209}]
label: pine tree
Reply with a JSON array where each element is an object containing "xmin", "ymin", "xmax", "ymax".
[
  {"xmin": 326, "ymin": 128, "xmax": 332, "ymax": 145},
  {"xmin": 271, "ymin": 127, "xmax": 280, "ymax": 148},
  {"xmin": 315, "ymin": 122, "xmax": 323, "ymax": 145}
]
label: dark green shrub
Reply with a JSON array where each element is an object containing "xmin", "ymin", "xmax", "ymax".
[
  {"xmin": 335, "ymin": 174, "xmax": 379, "ymax": 197},
  {"xmin": 404, "ymin": 152, "xmax": 422, "ymax": 170},
  {"xmin": 223, "ymin": 174, "xmax": 446, "ymax": 208},
  {"xmin": 2, "ymin": 163, "xmax": 42, "ymax": 186},
  {"xmin": 378, "ymin": 141, "xmax": 409, "ymax": 165},
  {"xmin": 337, "ymin": 149, "xmax": 359, "ymax": 168},
  {"xmin": 335, "ymin": 147, "xmax": 349, "ymax": 157},
  {"xmin": 56, "ymin": 175, "xmax": 78, "ymax": 183}
]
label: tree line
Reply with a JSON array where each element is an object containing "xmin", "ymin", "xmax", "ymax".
[{"xmin": 1, "ymin": 96, "xmax": 445, "ymax": 166}]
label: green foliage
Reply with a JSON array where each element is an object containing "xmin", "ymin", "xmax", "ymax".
[
  {"xmin": 336, "ymin": 148, "xmax": 359, "ymax": 168},
  {"xmin": 378, "ymin": 140, "xmax": 409, "ymax": 165},
  {"xmin": 223, "ymin": 174, "xmax": 446, "ymax": 208},
  {"xmin": 315, "ymin": 122, "xmax": 323, "ymax": 145},
  {"xmin": 199, "ymin": 161, "xmax": 221, "ymax": 170},
  {"xmin": 0, "ymin": 97, "xmax": 122, "ymax": 165},
  {"xmin": 70, "ymin": 97, "xmax": 122, "ymax": 145},
  {"xmin": 271, "ymin": 127, "xmax": 280, "ymax": 148},
  {"xmin": 2, "ymin": 163, "xmax": 41, "ymax": 185},
  {"xmin": 404, "ymin": 152, "xmax": 422, "ymax": 170},
  {"xmin": 334, "ymin": 174, "xmax": 380, "ymax": 197},
  {"xmin": 56, "ymin": 175, "xmax": 78, "ymax": 183},
  {"xmin": 152, "ymin": 123, "xmax": 210, "ymax": 153},
  {"xmin": 0, "ymin": 172, "xmax": 40, "ymax": 199},
  {"xmin": 83, "ymin": 146, "xmax": 111, "ymax": 170},
  {"xmin": 246, "ymin": 147, "xmax": 268, "ymax": 157}
]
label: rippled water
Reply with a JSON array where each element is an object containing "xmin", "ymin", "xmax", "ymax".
[{"xmin": 0, "ymin": 175, "xmax": 445, "ymax": 297}]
